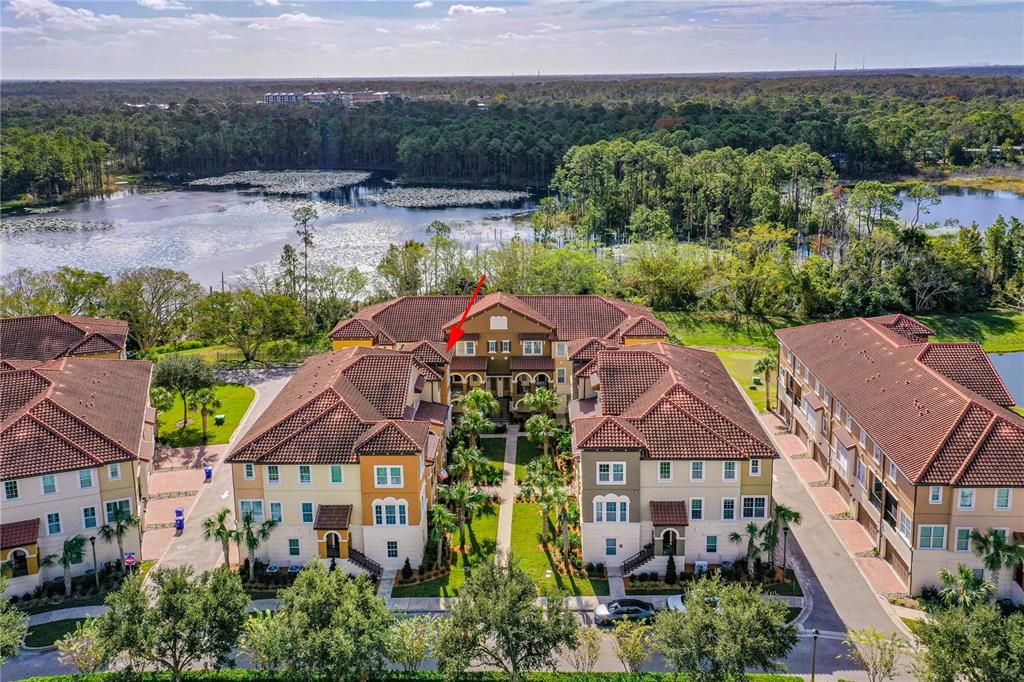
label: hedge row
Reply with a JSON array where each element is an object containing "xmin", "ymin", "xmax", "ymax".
[{"xmin": 28, "ymin": 672, "xmax": 801, "ymax": 682}]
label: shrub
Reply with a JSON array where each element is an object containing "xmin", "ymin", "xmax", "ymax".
[
  {"xmin": 664, "ymin": 556, "xmax": 677, "ymax": 585},
  {"xmin": 401, "ymin": 559, "xmax": 414, "ymax": 583}
]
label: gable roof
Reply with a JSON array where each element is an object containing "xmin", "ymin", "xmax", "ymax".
[
  {"xmin": 0, "ymin": 358, "xmax": 153, "ymax": 480},
  {"xmin": 1, "ymin": 315, "xmax": 128, "ymax": 361},
  {"xmin": 572, "ymin": 343, "xmax": 776, "ymax": 460},
  {"xmin": 329, "ymin": 295, "xmax": 667, "ymax": 344},
  {"xmin": 776, "ymin": 315, "xmax": 1024, "ymax": 485},
  {"xmin": 1, "ymin": 518, "xmax": 40, "ymax": 549}
]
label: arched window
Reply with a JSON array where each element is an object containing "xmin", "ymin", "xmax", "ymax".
[
  {"xmin": 534, "ymin": 373, "xmax": 551, "ymax": 389},
  {"xmin": 451, "ymin": 373, "xmax": 464, "ymax": 396},
  {"xmin": 372, "ymin": 497, "xmax": 409, "ymax": 526},
  {"xmin": 466, "ymin": 373, "xmax": 483, "ymax": 387},
  {"xmin": 592, "ymin": 494, "xmax": 630, "ymax": 523}
]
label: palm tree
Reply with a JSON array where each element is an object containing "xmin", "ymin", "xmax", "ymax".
[
  {"xmin": 97, "ymin": 507, "xmax": 141, "ymax": 575},
  {"xmin": 938, "ymin": 564, "xmax": 995, "ymax": 608},
  {"xmin": 753, "ymin": 353, "xmax": 778, "ymax": 412},
  {"xmin": 201, "ymin": 507, "xmax": 234, "ymax": 566},
  {"xmin": 522, "ymin": 387, "xmax": 559, "ymax": 416},
  {"xmin": 459, "ymin": 409, "xmax": 494, "ymax": 450},
  {"xmin": 970, "ymin": 528, "xmax": 1024, "ymax": 597},
  {"xmin": 548, "ymin": 487, "xmax": 573, "ymax": 568},
  {"xmin": 456, "ymin": 387, "xmax": 499, "ymax": 417},
  {"xmin": 438, "ymin": 481, "xmax": 486, "ymax": 556},
  {"xmin": 525, "ymin": 413, "xmax": 559, "ymax": 461},
  {"xmin": 187, "ymin": 387, "xmax": 221, "ymax": 442},
  {"xmin": 766, "ymin": 503, "xmax": 802, "ymax": 570},
  {"xmin": 232, "ymin": 511, "xmax": 278, "ymax": 582},
  {"xmin": 41, "ymin": 535, "xmax": 87, "ymax": 597},
  {"xmin": 150, "ymin": 386, "xmax": 175, "ymax": 442},
  {"xmin": 729, "ymin": 522, "xmax": 765, "ymax": 576},
  {"xmin": 429, "ymin": 506, "xmax": 458, "ymax": 571},
  {"xmin": 520, "ymin": 460, "xmax": 558, "ymax": 545},
  {"xmin": 449, "ymin": 443, "xmax": 487, "ymax": 482}
]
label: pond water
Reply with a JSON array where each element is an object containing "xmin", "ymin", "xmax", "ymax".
[
  {"xmin": 0, "ymin": 177, "xmax": 539, "ymax": 287},
  {"xmin": 988, "ymin": 352, "xmax": 1024, "ymax": 406},
  {"xmin": 896, "ymin": 185, "xmax": 1023, "ymax": 231}
]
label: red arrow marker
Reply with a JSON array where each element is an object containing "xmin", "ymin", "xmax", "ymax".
[{"xmin": 446, "ymin": 274, "xmax": 487, "ymax": 352}]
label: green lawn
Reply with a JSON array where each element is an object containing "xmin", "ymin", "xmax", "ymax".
[
  {"xmin": 510, "ymin": 503, "xmax": 609, "ymax": 597},
  {"xmin": 24, "ymin": 618, "xmax": 87, "ymax": 647},
  {"xmin": 157, "ymin": 383, "xmax": 256, "ymax": 447},
  {"xmin": 391, "ymin": 505, "xmax": 499, "ymax": 598},
  {"xmin": 656, "ymin": 311, "xmax": 785, "ymax": 350},
  {"xmin": 763, "ymin": 570, "xmax": 804, "ymax": 597},
  {"xmin": 901, "ymin": 616, "xmax": 931, "ymax": 638},
  {"xmin": 515, "ymin": 437, "xmax": 547, "ymax": 481},
  {"xmin": 480, "ymin": 438, "xmax": 507, "ymax": 478},
  {"xmin": 714, "ymin": 350, "xmax": 769, "ymax": 413},
  {"xmin": 917, "ymin": 310, "xmax": 1024, "ymax": 352}
]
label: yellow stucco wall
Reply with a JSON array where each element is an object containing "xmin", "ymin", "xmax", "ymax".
[
  {"xmin": 359, "ymin": 455, "xmax": 424, "ymax": 525},
  {"xmin": 331, "ymin": 339, "xmax": 374, "ymax": 351},
  {"xmin": 622, "ymin": 336, "xmax": 668, "ymax": 346},
  {"xmin": 740, "ymin": 458, "xmax": 774, "ymax": 496},
  {"xmin": 1, "ymin": 545, "xmax": 40, "ymax": 575}
]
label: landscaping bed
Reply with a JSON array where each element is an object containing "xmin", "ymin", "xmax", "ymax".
[
  {"xmin": 157, "ymin": 383, "xmax": 255, "ymax": 447},
  {"xmin": 625, "ymin": 566, "xmax": 802, "ymax": 598},
  {"xmin": 510, "ymin": 503, "xmax": 609, "ymax": 597}
]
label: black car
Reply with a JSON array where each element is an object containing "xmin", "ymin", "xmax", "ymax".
[{"xmin": 593, "ymin": 598, "xmax": 656, "ymax": 625}]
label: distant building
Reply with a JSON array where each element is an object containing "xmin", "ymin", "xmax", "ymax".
[{"xmin": 263, "ymin": 92, "xmax": 301, "ymax": 104}]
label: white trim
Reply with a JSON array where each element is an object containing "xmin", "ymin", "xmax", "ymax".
[
  {"xmin": 689, "ymin": 460, "xmax": 704, "ymax": 482},
  {"xmin": 957, "ymin": 488, "xmax": 975, "ymax": 511},
  {"xmin": 104, "ymin": 498, "xmax": 132, "ymax": 524},
  {"xmin": 993, "ymin": 488, "xmax": 1012, "ymax": 510},
  {"xmin": 41, "ymin": 473, "xmax": 58, "ymax": 496},
  {"xmin": 721, "ymin": 497, "xmax": 736, "ymax": 521},
  {"xmin": 522, "ymin": 340, "xmax": 543, "ymax": 355},
  {"xmin": 78, "ymin": 469, "xmax": 94, "ymax": 490},
  {"xmin": 374, "ymin": 465, "xmax": 403, "ymax": 488},
  {"xmin": 592, "ymin": 493, "xmax": 630, "ymax": 523},
  {"xmin": 298, "ymin": 464, "xmax": 312, "ymax": 485},
  {"xmin": 300, "ymin": 501, "xmax": 314, "ymax": 524},
  {"xmin": 749, "ymin": 459, "xmax": 761, "ymax": 477},
  {"xmin": 657, "ymin": 461, "xmax": 672, "ymax": 482},
  {"xmin": 917, "ymin": 524, "xmax": 947, "ymax": 550},
  {"xmin": 269, "ymin": 501, "xmax": 284, "ymax": 524},
  {"xmin": 954, "ymin": 526, "xmax": 972, "ymax": 552},
  {"xmin": 690, "ymin": 497, "xmax": 704, "ymax": 521},
  {"xmin": 372, "ymin": 497, "xmax": 410, "ymax": 526},
  {"xmin": 4, "ymin": 479, "xmax": 19, "ymax": 501},
  {"xmin": 108, "ymin": 463, "xmax": 121, "ymax": 481},
  {"xmin": 82, "ymin": 506, "xmax": 98, "ymax": 530},
  {"xmin": 741, "ymin": 495, "xmax": 768, "ymax": 519},
  {"xmin": 596, "ymin": 461, "xmax": 626, "ymax": 485},
  {"xmin": 46, "ymin": 511, "xmax": 62, "ymax": 536},
  {"xmin": 330, "ymin": 465, "xmax": 344, "ymax": 485},
  {"xmin": 266, "ymin": 465, "xmax": 280, "ymax": 485},
  {"xmin": 239, "ymin": 499, "xmax": 265, "ymax": 523},
  {"xmin": 928, "ymin": 485, "xmax": 942, "ymax": 504},
  {"xmin": 556, "ymin": 367, "xmax": 567, "ymax": 384},
  {"xmin": 722, "ymin": 460, "xmax": 737, "ymax": 481},
  {"xmin": 243, "ymin": 463, "xmax": 255, "ymax": 480}
]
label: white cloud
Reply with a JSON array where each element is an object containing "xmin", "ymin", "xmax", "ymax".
[
  {"xmin": 415, "ymin": 22, "xmax": 441, "ymax": 31},
  {"xmin": 375, "ymin": 27, "xmax": 390, "ymax": 33},
  {"xmin": 448, "ymin": 5, "xmax": 506, "ymax": 16},
  {"xmin": 277, "ymin": 12, "xmax": 324, "ymax": 24},
  {"xmin": 208, "ymin": 31, "xmax": 238, "ymax": 40},
  {"xmin": 535, "ymin": 22, "xmax": 561, "ymax": 32},
  {"xmin": 137, "ymin": 0, "xmax": 189, "ymax": 10},
  {"xmin": 9, "ymin": 0, "xmax": 121, "ymax": 31},
  {"xmin": 414, "ymin": 1, "xmax": 433, "ymax": 8},
  {"xmin": 253, "ymin": 0, "xmax": 282, "ymax": 5},
  {"xmin": 247, "ymin": 22, "xmax": 273, "ymax": 30}
]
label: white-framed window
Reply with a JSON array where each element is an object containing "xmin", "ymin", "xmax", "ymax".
[
  {"xmin": 749, "ymin": 459, "xmax": 761, "ymax": 476},
  {"xmin": 958, "ymin": 489, "xmax": 975, "ymax": 510},
  {"xmin": 855, "ymin": 458, "xmax": 866, "ymax": 485},
  {"xmin": 487, "ymin": 340, "xmax": 497, "ymax": 353},
  {"xmin": 723, "ymin": 461, "xmax": 737, "ymax": 481},
  {"xmin": 4, "ymin": 480, "xmax": 18, "ymax": 501},
  {"xmin": 994, "ymin": 488, "xmax": 1011, "ymax": 510},
  {"xmin": 804, "ymin": 403, "xmax": 817, "ymax": 432},
  {"xmin": 387, "ymin": 540, "xmax": 399, "ymax": 558},
  {"xmin": 706, "ymin": 535, "xmax": 718, "ymax": 553},
  {"xmin": 859, "ymin": 430, "xmax": 867, "ymax": 448},
  {"xmin": 815, "ymin": 379, "xmax": 821, "ymax": 396},
  {"xmin": 597, "ymin": 462, "xmax": 625, "ymax": 484},
  {"xmin": 888, "ymin": 461, "xmax": 898, "ymax": 481},
  {"xmin": 605, "ymin": 538, "xmax": 617, "ymax": 556},
  {"xmin": 742, "ymin": 496, "xmax": 767, "ymax": 519},
  {"xmin": 266, "ymin": 465, "xmax": 280, "ymax": 485},
  {"xmin": 898, "ymin": 510, "xmax": 912, "ymax": 541},
  {"xmin": 845, "ymin": 414, "xmax": 853, "ymax": 432},
  {"xmin": 929, "ymin": 486, "xmax": 942, "ymax": 504},
  {"xmin": 83, "ymin": 506, "xmax": 97, "ymax": 530},
  {"xmin": 501, "ymin": 340, "xmax": 511, "ymax": 353},
  {"xmin": 79, "ymin": 469, "xmax": 94, "ymax": 489},
  {"xmin": 955, "ymin": 527, "xmax": 972, "ymax": 552},
  {"xmin": 298, "ymin": 465, "xmax": 312, "ymax": 485},
  {"xmin": 269, "ymin": 502, "xmax": 283, "ymax": 523},
  {"xmin": 108, "ymin": 463, "xmax": 121, "ymax": 480},
  {"xmin": 373, "ymin": 500, "xmax": 409, "ymax": 526},
  {"xmin": 330, "ymin": 465, "xmax": 344, "ymax": 484},
  {"xmin": 722, "ymin": 498, "xmax": 736, "ymax": 520},
  {"xmin": 301, "ymin": 502, "xmax": 314, "ymax": 524},
  {"xmin": 288, "ymin": 539, "xmax": 300, "ymax": 556},
  {"xmin": 835, "ymin": 445, "xmax": 849, "ymax": 471},
  {"xmin": 555, "ymin": 342, "xmax": 568, "ymax": 357},
  {"xmin": 46, "ymin": 512, "xmax": 62, "ymax": 535},
  {"xmin": 657, "ymin": 461, "xmax": 672, "ymax": 482},
  {"xmin": 918, "ymin": 525, "xmax": 946, "ymax": 550},
  {"xmin": 489, "ymin": 315, "xmax": 508, "ymax": 330},
  {"xmin": 458, "ymin": 340, "xmax": 477, "ymax": 356},
  {"xmin": 239, "ymin": 499, "xmax": 264, "ymax": 523},
  {"xmin": 41, "ymin": 474, "xmax": 57, "ymax": 495},
  {"xmin": 993, "ymin": 529, "xmax": 1009, "ymax": 542},
  {"xmin": 690, "ymin": 461, "xmax": 704, "ymax": 481},
  {"xmin": 522, "ymin": 340, "xmax": 543, "ymax": 355},
  {"xmin": 243, "ymin": 463, "xmax": 255, "ymax": 480},
  {"xmin": 873, "ymin": 445, "xmax": 882, "ymax": 464},
  {"xmin": 375, "ymin": 465, "xmax": 403, "ymax": 488},
  {"xmin": 690, "ymin": 498, "xmax": 704, "ymax": 521},
  {"xmin": 593, "ymin": 494, "xmax": 629, "ymax": 523},
  {"xmin": 556, "ymin": 367, "xmax": 566, "ymax": 384},
  {"xmin": 105, "ymin": 499, "xmax": 131, "ymax": 523}
]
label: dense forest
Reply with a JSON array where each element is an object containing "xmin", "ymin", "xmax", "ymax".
[{"xmin": 2, "ymin": 71, "xmax": 1022, "ymax": 202}]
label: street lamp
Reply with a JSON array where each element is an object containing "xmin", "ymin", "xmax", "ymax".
[
  {"xmin": 782, "ymin": 525, "xmax": 790, "ymax": 585},
  {"xmin": 810, "ymin": 628, "xmax": 820, "ymax": 682},
  {"xmin": 89, "ymin": 536, "xmax": 99, "ymax": 590}
]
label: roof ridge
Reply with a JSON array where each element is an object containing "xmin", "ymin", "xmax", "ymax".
[
  {"xmin": 577, "ymin": 415, "xmax": 645, "ymax": 449},
  {"xmin": 0, "ymin": 368, "xmax": 54, "ymax": 432},
  {"xmin": 648, "ymin": 387, "xmax": 759, "ymax": 458},
  {"xmin": 251, "ymin": 400, "xmax": 357, "ymax": 462},
  {"xmin": 916, "ymin": 341, "xmax": 1016, "ymax": 407},
  {"xmin": 918, "ymin": 401, "xmax": 983, "ymax": 482},
  {"xmin": 33, "ymin": 398, "xmax": 137, "ymax": 458},
  {"xmin": 231, "ymin": 387, "xmax": 341, "ymax": 455},
  {"xmin": 950, "ymin": 412, "xmax": 1000, "ymax": 486},
  {"xmin": 23, "ymin": 409, "xmax": 105, "ymax": 467}
]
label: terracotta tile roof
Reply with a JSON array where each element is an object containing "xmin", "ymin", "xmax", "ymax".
[
  {"xmin": 650, "ymin": 501, "xmax": 689, "ymax": 526},
  {"xmin": 414, "ymin": 401, "xmax": 450, "ymax": 425},
  {"xmin": 777, "ymin": 315, "xmax": 1024, "ymax": 485},
  {"xmin": 509, "ymin": 357, "xmax": 555, "ymax": 372},
  {"xmin": 404, "ymin": 340, "xmax": 451, "ymax": 365},
  {"xmin": 1, "ymin": 518, "xmax": 40, "ymax": 549},
  {"xmin": 1, "ymin": 315, "xmax": 128, "ymax": 361},
  {"xmin": 313, "ymin": 504, "xmax": 352, "ymax": 530},
  {"xmin": 450, "ymin": 356, "xmax": 488, "ymax": 372},
  {"xmin": 607, "ymin": 316, "xmax": 670, "ymax": 341},
  {"xmin": 575, "ymin": 416, "xmax": 647, "ymax": 450},
  {"xmin": 916, "ymin": 343, "xmax": 1014, "ymax": 407},
  {"xmin": 572, "ymin": 344, "xmax": 776, "ymax": 460},
  {"xmin": 328, "ymin": 295, "xmax": 665, "ymax": 344},
  {"xmin": 568, "ymin": 337, "xmax": 618, "ymax": 362},
  {"xmin": 871, "ymin": 314, "xmax": 935, "ymax": 344},
  {"xmin": 227, "ymin": 347, "xmax": 435, "ymax": 465},
  {"xmin": 0, "ymin": 358, "xmax": 152, "ymax": 480}
]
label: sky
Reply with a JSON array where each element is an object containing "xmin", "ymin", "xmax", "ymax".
[{"xmin": 1, "ymin": 0, "xmax": 1021, "ymax": 79}]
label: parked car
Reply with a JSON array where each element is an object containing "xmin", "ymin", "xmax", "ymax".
[
  {"xmin": 594, "ymin": 598, "xmax": 656, "ymax": 625},
  {"xmin": 665, "ymin": 593, "xmax": 721, "ymax": 614}
]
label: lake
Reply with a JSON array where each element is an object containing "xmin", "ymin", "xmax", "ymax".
[
  {"xmin": 988, "ymin": 352, "xmax": 1024, "ymax": 406},
  {"xmin": 896, "ymin": 185, "xmax": 1023, "ymax": 230},
  {"xmin": 0, "ymin": 177, "xmax": 539, "ymax": 287}
]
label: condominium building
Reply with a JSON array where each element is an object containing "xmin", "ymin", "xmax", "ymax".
[
  {"xmin": 569, "ymin": 343, "xmax": 778, "ymax": 572},
  {"xmin": 225, "ymin": 346, "xmax": 449, "ymax": 574},
  {"xmin": 0, "ymin": 314, "xmax": 128, "ymax": 361},
  {"xmin": 0, "ymin": 356, "xmax": 154, "ymax": 595},
  {"xmin": 777, "ymin": 314, "xmax": 1024, "ymax": 602}
]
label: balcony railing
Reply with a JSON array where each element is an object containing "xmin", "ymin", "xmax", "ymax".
[
  {"xmin": 348, "ymin": 547, "xmax": 383, "ymax": 578},
  {"xmin": 621, "ymin": 542, "xmax": 655, "ymax": 575}
]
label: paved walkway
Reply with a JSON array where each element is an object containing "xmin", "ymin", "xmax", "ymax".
[{"xmin": 493, "ymin": 425, "xmax": 519, "ymax": 560}]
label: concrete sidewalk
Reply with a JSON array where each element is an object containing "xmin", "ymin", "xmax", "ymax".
[{"xmin": 494, "ymin": 425, "xmax": 520, "ymax": 560}]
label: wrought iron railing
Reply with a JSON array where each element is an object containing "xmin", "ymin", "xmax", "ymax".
[
  {"xmin": 348, "ymin": 547, "xmax": 383, "ymax": 578},
  {"xmin": 621, "ymin": 542, "xmax": 655, "ymax": 575}
]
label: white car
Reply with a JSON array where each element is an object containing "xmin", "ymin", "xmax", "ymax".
[{"xmin": 665, "ymin": 593, "xmax": 720, "ymax": 613}]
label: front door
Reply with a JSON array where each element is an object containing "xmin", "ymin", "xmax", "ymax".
[
  {"xmin": 326, "ymin": 533, "xmax": 341, "ymax": 559},
  {"xmin": 660, "ymin": 529, "xmax": 677, "ymax": 556},
  {"xmin": 10, "ymin": 550, "xmax": 28, "ymax": 577}
]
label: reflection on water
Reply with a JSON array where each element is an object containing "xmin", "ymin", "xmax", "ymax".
[
  {"xmin": 896, "ymin": 185, "xmax": 1023, "ymax": 231},
  {"xmin": 0, "ymin": 178, "xmax": 539, "ymax": 287}
]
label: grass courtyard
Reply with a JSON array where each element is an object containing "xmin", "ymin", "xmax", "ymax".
[
  {"xmin": 480, "ymin": 437, "xmax": 506, "ymax": 478},
  {"xmin": 390, "ymin": 505, "xmax": 499, "ymax": 598},
  {"xmin": 714, "ymin": 350, "xmax": 770, "ymax": 413},
  {"xmin": 24, "ymin": 618, "xmax": 87, "ymax": 647},
  {"xmin": 156, "ymin": 383, "xmax": 256, "ymax": 447},
  {"xmin": 510, "ymin": 503, "xmax": 609, "ymax": 597},
  {"xmin": 515, "ymin": 437, "xmax": 546, "ymax": 481}
]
